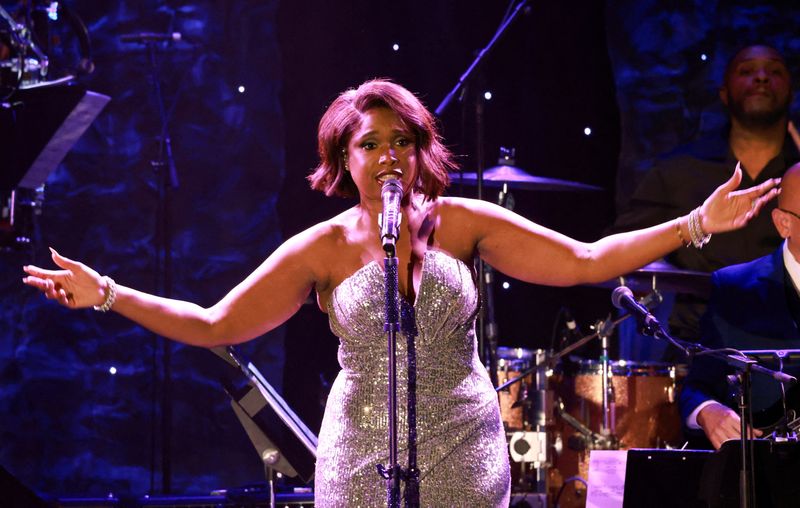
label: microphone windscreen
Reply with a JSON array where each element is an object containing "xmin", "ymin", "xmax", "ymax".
[
  {"xmin": 611, "ymin": 286, "xmax": 633, "ymax": 309},
  {"xmin": 381, "ymin": 176, "xmax": 402, "ymax": 194}
]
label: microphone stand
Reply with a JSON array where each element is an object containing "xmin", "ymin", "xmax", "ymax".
[
  {"xmin": 434, "ymin": 0, "xmax": 530, "ymax": 118},
  {"xmin": 141, "ymin": 38, "xmax": 180, "ymax": 493},
  {"xmin": 433, "ymin": 0, "xmax": 529, "ymax": 370},
  {"xmin": 496, "ymin": 313, "xmax": 634, "ymax": 394},
  {"xmin": 620, "ymin": 303, "xmax": 796, "ymax": 508},
  {"xmin": 376, "ymin": 247, "xmax": 410, "ymax": 507}
]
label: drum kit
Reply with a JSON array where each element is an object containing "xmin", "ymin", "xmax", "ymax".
[
  {"xmin": 496, "ymin": 346, "xmax": 687, "ymax": 508},
  {"xmin": 459, "ymin": 155, "xmax": 710, "ymax": 507}
]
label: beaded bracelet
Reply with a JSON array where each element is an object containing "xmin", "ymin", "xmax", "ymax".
[
  {"xmin": 688, "ymin": 208, "xmax": 711, "ymax": 249},
  {"xmin": 675, "ymin": 219, "xmax": 691, "ymax": 247},
  {"xmin": 93, "ymin": 276, "xmax": 117, "ymax": 312}
]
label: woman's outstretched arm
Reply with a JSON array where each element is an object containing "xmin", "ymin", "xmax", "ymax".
[
  {"xmin": 453, "ymin": 165, "xmax": 780, "ymax": 286},
  {"xmin": 22, "ymin": 224, "xmax": 330, "ymax": 347}
]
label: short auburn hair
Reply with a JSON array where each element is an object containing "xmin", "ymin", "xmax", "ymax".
[{"xmin": 308, "ymin": 79, "xmax": 456, "ymax": 199}]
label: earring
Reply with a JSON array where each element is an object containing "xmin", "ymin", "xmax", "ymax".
[{"xmin": 342, "ymin": 151, "xmax": 350, "ymax": 172}]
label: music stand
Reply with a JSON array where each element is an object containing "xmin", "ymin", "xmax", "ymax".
[
  {"xmin": 210, "ymin": 346, "xmax": 317, "ymax": 505},
  {"xmin": 1, "ymin": 81, "xmax": 109, "ymax": 194},
  {"xmin": 1, "ymin": 81, "xmax": 109, "ymax": 248}
]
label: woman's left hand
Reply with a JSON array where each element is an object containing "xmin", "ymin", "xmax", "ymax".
[{"xmin": 700, "ymin": 163, "xmax": 781, "ymax": 234}]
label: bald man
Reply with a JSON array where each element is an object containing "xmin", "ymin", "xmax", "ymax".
[
  {"xmin": 680, "ymin": 163, "xmax": 800, "ymax": 449},
  {"xmin": 612, "ymin": 44, "xmax": 799, "ymax": 348}
]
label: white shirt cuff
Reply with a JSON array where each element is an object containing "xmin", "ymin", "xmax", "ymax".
[{"xmin": 686, "ymin": 399, "xmax": 719, "ymax": 429}]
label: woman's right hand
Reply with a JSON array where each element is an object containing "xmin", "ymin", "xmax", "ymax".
[{"xmin": 22, "ymin": 248, "xmax": 108, "ymax": 309}]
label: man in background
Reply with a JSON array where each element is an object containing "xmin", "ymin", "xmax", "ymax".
[
  {"xmin": 680, "ymin": 163, "xmax": 800, "ymax": 449},
  {"xmin": 612, "ymin": 44, "xmax": 798, "ymax": 345}
]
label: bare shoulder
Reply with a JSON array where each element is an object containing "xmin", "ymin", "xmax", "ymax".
[
  {"xmin": 433, "ymin": 195, "xmax": 514, "ymax": 232},
  {"xmin": 423, "ymin": 196, "xmax": 503, "ymax": 259},
  {"xmin": 436, "ymin": 195, "xmax": 505, "ymax": 216},
  {"xmin": 283, "ymin": 208, "xmax": 352, "ymax": 268}
]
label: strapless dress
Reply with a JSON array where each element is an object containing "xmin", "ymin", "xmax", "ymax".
[{"xmin": 315, "ymin": 249, "xmax": 510, "ymax": 507}]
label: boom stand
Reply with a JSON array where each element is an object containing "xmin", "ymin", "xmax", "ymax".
[
  {"xmin": 434, "ymin": 0, "xmax": 529, "ymax": 373},
  {"xmin": 620, "ymin": 299, "xmax": 795, "ymax": 508}
]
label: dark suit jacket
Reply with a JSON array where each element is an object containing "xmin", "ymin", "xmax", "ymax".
[{"xmin": 679, "ymin": 247, "xmax": 800, "ymax": 442}]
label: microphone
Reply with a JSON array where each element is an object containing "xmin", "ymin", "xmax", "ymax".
[
  {"xmin": 379, "ymin": 176, "xmax": 403, "ymax": 256},
  {"xmin": 120, "ymin": 32, "xmax": 182, "ymax": 44},
  {"xmin": 611, "ymin": 286, "xmax": 661, "ymax": 336}
]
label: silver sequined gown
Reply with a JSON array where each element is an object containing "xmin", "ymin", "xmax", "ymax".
[{"xmin": 316, "ymin": 250, "xmax": 511, "ymax": 507}]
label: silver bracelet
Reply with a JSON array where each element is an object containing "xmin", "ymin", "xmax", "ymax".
[
  {"xmin": 93, "ymin": 276, "xmax": 117, "ymax": 312},
  {"xmin": 688, "ymin": 208, "xmax": 711, "ymax": 249}
]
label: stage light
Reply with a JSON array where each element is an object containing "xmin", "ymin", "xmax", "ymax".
[
  {"xmin": 109, "ymin": 366, "xmax": 117, "ymax": 375},
  {"xmin": 238, "ymin": 85, "xmax": 246, "ymax": 93},
  {"xmin": 47, "ymin": 2, "xmax": 59, "ymax": 21},
  {"xmin": 484, "ymin": 91, "xmax": 492, "ymax": 100},
  {"xmin": 392, "ymin": 43, "xmax": 399, "ymax": 51},
  {"xmin": 584, "ymin": 127, "xmax": 592, "ymax": 136}
]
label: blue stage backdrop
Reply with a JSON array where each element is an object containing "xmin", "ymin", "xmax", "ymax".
[{"xmin": 1, "ymin": 0, "xmax": 286, "ymax": 496}]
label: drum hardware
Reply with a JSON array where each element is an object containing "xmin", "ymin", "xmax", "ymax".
[
  {"xmin": 509, "ymin": 431, "xmax": 549, "ymax": 464},
  {"xmin": 454, "ymin": 146, "xmax": 604, "ymax": 193},
  {"xmin": 591, "ymin": 259, "xmax": 712, "ymax": 297},
  {"xmin": 555, "ymin": 307, "xmax": 585, "ymax": 351},
  {"xmin": 495, "ymin": 348, "xmax": 558, "ymax": 494},
  {"xmin": 1, "ymin": 4, "xmax": 102, "ymax": 254},
  {"xmin": 454, "ymin": 163, "xmax": 604, "ymax": 193},
  {"xmin": 556, "ymin": 399, "xmax": 618, "ymax": 452},
  {"xmin": 0, "ymin": 5, "xmax": 49, "ymax": 98},
  {"xmin": 482, "ymin": 154, "xmax": 517, "ymax": 388},
  {"xmin": 595, "ymin": 316, "xmax": 616, "ymax": 439},
  {"xmin": 1, "ymin": 2, "xmax": 94, "ymax": 100}
]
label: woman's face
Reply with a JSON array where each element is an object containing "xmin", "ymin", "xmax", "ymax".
[{"xmin": 345, "ymin": 107, "xmax": 417, "ymax": 203}]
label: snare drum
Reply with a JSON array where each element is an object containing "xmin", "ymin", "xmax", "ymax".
[{"xmin": 550, "ymin": 359, "xmax": 683, "ymax": 508}]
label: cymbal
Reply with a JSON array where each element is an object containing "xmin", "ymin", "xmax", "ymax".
[
  {"xmin": 592, "ymin": 259, "xmax": 711, "ymax": 297},
  {"xmin": 452, "ymin": 164, "xmax": 604, "ymax": 192}
]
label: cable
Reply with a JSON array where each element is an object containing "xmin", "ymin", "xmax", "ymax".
[{"xmin": 553, "ymin": 475, "xmax": 588, "ymax": 508}]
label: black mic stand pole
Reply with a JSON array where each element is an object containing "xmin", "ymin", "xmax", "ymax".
[
  {"xmin": 143, "ymin": 38, "xmax": 180, "ymax": 494},
  {"xmin": 376, "ymin": 244, "xmax": 409, "ymax": 507},
  {"xmin": 433, "ymin": 0, "xmax": 529, "ymax": 375}
]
